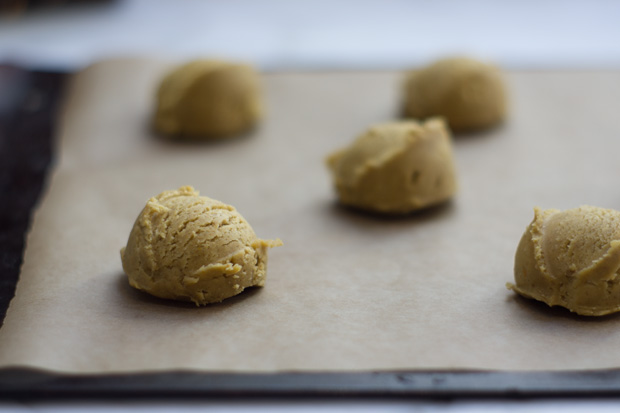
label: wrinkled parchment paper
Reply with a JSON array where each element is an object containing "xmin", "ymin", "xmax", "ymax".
[{"xmin": 2, "ymin": 59, "xmax": 620, "ymax": 373}]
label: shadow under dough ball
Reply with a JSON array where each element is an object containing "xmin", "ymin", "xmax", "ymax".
[
  {"xmin": 403, "ymin": 57, "xmax": 507, "ymax": 132},
  {"xmin": 326, "ymin": 118, "xmax": 457, "ymax": 214},
  {"xmin": 508, "ymin": 206, "xmax": 620, "ymax": 316},
  {"xmin": 153, "ymin": 60, "xmax": 263, "ymax": 139},
  {"xmin": 121, "ymin": 186, "xmax": 281, "ymax": 305}
]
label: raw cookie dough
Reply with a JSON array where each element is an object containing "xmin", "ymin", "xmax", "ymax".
[
  {"xmin": 326, "ymin": 118, "xmax": 457, "ymax": 214},
  {"xmin": 403, "ymin": 57, "xmax": 507, "ymax": 132},
  {"xmin": 153, "ymin": 60, "xmax": 263, "ymax": 138},
  {"xmin": 121, "ymin": 186, "xmax": 281, "ymax": 305},
  {"xmin": 508, "ymin": 206, "xmax": 620, "ymax": 316}
]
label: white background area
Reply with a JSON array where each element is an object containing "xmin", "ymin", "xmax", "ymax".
[{"xmin": 0, "ymin": 0, "xmax": 619, "ymax": 71}]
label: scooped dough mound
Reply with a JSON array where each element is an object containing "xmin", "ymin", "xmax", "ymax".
[
  {"xmin": 153, "ymin": 60, "xmax": 263, "ymax": 138},
  {"xmin": 508, "ymin": 206, "xmax": 620, "ymax": 316},
  {"xmin": 403, "ymin": 57, "xmax": 507, "ymax": 132},
  {"xmin": 121, "ymin": 186, "xmax": 281, "ymax": 305},
  {"xmin": 326, "ymin": 118, "xmax": 457, "ymax": 214}
]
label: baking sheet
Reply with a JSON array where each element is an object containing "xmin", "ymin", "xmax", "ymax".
[{"xmin": 2, "ymin": 60, "xmax": 620, "ymax": 374}]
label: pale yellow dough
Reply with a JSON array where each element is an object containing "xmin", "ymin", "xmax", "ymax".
[
  {"xmin": 326, "ymin": 119, "xmax": 457, "ymax": 214},
  {"xmin": 121, "ymin": 186, "xmax": 281, "ymax": 305},
  {"xmin": 153, "ymin": 60, "xmax": 263, "ymax": 138},
  {"xmin": 403, "ymin": 57, "xmax": 507, "ymax": 132},
  {"xmin": 508, "ymin": 206, "xmax": 620, "ymax": 316}
]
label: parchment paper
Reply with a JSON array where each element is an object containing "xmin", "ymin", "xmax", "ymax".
[{"xmin": 2, "ymin": 59, "xmax": 620, "ymax": 373}]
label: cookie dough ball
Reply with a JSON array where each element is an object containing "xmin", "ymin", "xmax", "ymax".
[
  {"xmin": 403, "ymin": 57, "xmax": 507, "ymax": 132},
  {"xmin": 121, "ymin": 186, "xmax": 281, "ymax": 305},
  {"xmin": 153, "ymin": 60, "xmax": 263, "ymax": 138},
  {"xmin": 326, "ymin": 118, "xmax": 457, "ymax": 214},
  {"xmin": 508, "ymin": 206, "xmax": 620, "ymax": 316}
]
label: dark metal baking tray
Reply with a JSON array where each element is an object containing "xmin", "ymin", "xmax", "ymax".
[{"xmin": 1, "ymin": 66, "xmax": 620, "ymax": 400}]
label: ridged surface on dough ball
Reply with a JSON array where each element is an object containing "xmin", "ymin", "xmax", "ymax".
[
  {"xmin": 121, "ymin": 186, "xmax": 281, "ymax": 305},
  {"xmin": 508, "ymin": 206, "xmax": 620, "ymax": 316}
]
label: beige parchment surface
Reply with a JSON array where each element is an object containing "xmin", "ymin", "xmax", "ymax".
[{"xmin": 2, "ymin": 59, "xmax": 620, "ymax": 373}]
